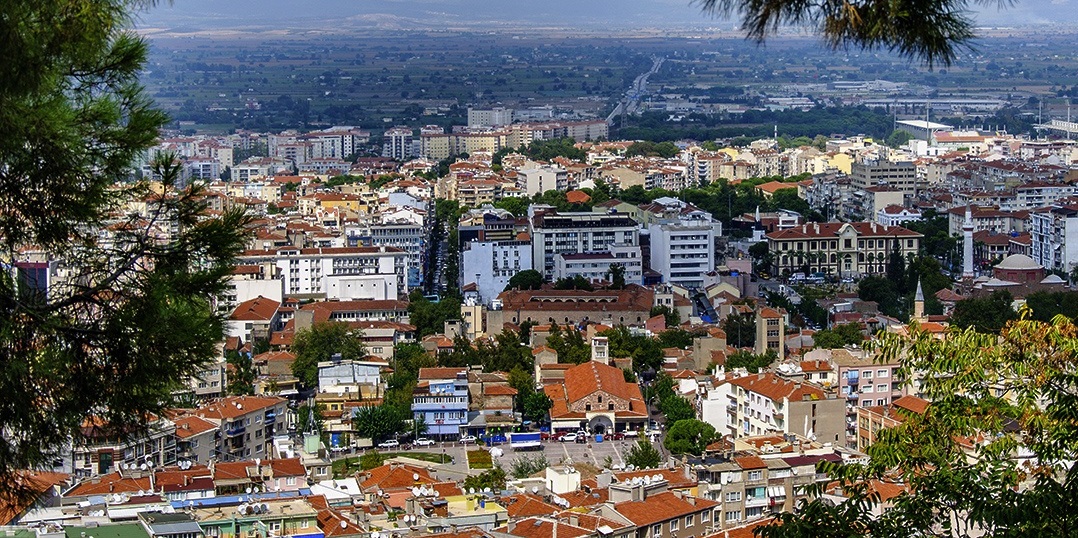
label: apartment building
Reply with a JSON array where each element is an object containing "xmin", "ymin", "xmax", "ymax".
[
  {"xmin": 609, "ymin": 482, "xmax": 719, "ymax": 538},
  {"xmin": 553, "ymin": 245, "xmax": 644, "ymax": 286},
  {"xmin": 645, "ymin": 200, "xmax": 721, "ymax": 290},
  {"xmin": 412, "ymin": 368, "xmax": 470, "ymax": 439},
  {"xmin": 1030, "ymin": 204, "xmax": 1078, "ymax": 273},
  {"xmin": 764, "ymin": 222, "xmax": 922, "ymax": 278},
  {"xmin": 468, "ymin": 107, "xmax": 514, "ymax": 128},
  {"xmin": 702, "ymin": 372, "xmax": 845, "ymax": 445},
  {"xmin": 945, "ymin": 205, "xmax": 1029, "ymax": 235},
  {"xmin": 855, "ymin": 395, "xmax": 929, "ymax": 450},
  {"xmin": 530, "ymin": 209, "xmax": 640, "ymax": 281},
  {"xmin": 237, "ymin": 246, "xmax": 409, "ymax": 299},
  {"xmin": 754, "ymin": 307, "xmax": 786, "ymax": 360},
  {"xmin": 173, "ymin": 415, "xmax": 219, "ymax": 465},
  {"xmin": 194, "ymin": 395, "xmax": 290, "ymax": 462},
  {"xmin": 71, "ymin": 416, "xmax": 177, "ymax": 478},
  {"xmin": 519, "ymin": 166, "xmax": 570, "ymax": 197},
  {"xmin": 384, "ymin": 127, "xmax": 414, "ymax": 160},
  {"xmin": 461, "ymin": 239, "xmax": 533, "ymax": 304},
  {"xmin": 850, "ymin": 159, "xmax": 918, "ymax": 194}
]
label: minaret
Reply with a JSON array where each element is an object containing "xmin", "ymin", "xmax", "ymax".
[
  {"xmin": 962, "ymin": 204, "xmax": 975, "ymax": 281},
  {"xmin": 913, "ymin": 279, "xmax": 925, "ymax": 322}
]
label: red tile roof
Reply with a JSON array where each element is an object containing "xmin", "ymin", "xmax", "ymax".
[{"xmin": 614, "ymin": 491, "xmax": 719, "ymax": 527}]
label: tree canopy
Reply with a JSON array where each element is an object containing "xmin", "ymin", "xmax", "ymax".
[
  {"xmin": 0, "ymin": 0, "xmax": 249, "ymax": 498},
  {"xmin": 291, "ymin": 322, "xmax": 366, "ymax": 388},
  {"xmin": 625, "ymin": 438, "xmax": 663, "ymax": 469},
  {"xmin": 663, "ymin": 419, "xmax": 718, "ymax": 456},
  {"xmin": 761, "ymin": 313, "xmax": 1078, "ymax": 537}
]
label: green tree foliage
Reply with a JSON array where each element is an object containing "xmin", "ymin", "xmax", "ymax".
[
  {"xmin": 359, "ymin": 450, "xmax": 387, "ymax": 470},
  {"xmin": 722, "ymin": 311, "xmax": 757, "ymax": 348},
  {"xmin": 297, "ymin": 403, "xmax": 326, "ymax": 435},
  {"xmin": 225, "ymin": 350, "xmax": 257, "ymax": 396},
  {"xmin": 517, "ymin": 138, "xmax": 586, "ymax": 162},
  {"xmin": 1025, "ymin": 291, "xmax": 1078, "ymax": 322},
  {"xmin": 510, "ymin": 455, "xmax": 548, "ymax": 479},
  {"xmin": 505, "ymin": 269, "xmax": 544, "ymax": 291},
  {"xmin": 885, "ymin": 130, "xmax": 915, "ymax": 148},
  {"xmin": 463, "ymin": 466, "xmax": 507, "ymax": 492},
  {"xmin": 553, "ymin": 275, "xmax": 594, "ymax": 291},
  {"xmin": 658, "ymin": 327, "xmax": 697, "ymax": 350},
  {"xmin": 625, "ymin": 140, "xmax": 680, "ymax": 158},
  {"xmin": 0, "ymin": 0, "xmax": 251, "ymax": 495},
  {"xmin": 812, "ymin": 323, "xmax": 865, "ymax": 349},
  {"xmin": 407, "ymin": 291, "xmax": 463, "ymax": 338},
  {"xmin": 623, "ymin": 369, "xmax": 638, "ymax": 383},
  {"xmin": 761, "ymin": 314, "xmax": 1078, "ymax": 538},
  {"xmin": 697, "ymin": 0, "xmax": 985, "ymax": 66},
  {"xmin": 904, "ymin": 210, "xmax": 957, "ymax": 261},
  {"xmin": 493, "ymin": 196, "xmax": 530, "ymax": 217},
  {"xmin": 663, "ymin": 419, "xmax": 717, "ymax": 456},
  {"xmin": 725, "ymin": 349, "xmax": 778, "ymax": 373},
  {"xmin": 607, "ymin": 263, "xmax": 627, "ymax": 290},
  {"xmin": 523, "ymin": 392, "xmax": 554, "ymax": 423},
  {"xmin": 291, "ymin": 322, "xmax": 366, "ymax": 388},
  {"xmin": 600, "ymin": 325, "xmax": 663, "ymax": 372},
  {"xmin": 352, "ymin": 404, "xmax": 408, "ymax": 442},
  {"xmin": 546, "ymin": 323, "xmax": 590, "ymax": 364},
  {"xmin": 659, "ymin": 396, "xmax": 696, "ymax": 424},
  {"xmin": 625, "ymin": 438, "xmax": 663, "ymax": 469},
  {"xmin": 949, "ymin": 291, "xmax": 1018, "ymax": 334},
  {"xmin": 650, "ymin": 305, "xmax": 681, "ymax": 327}
]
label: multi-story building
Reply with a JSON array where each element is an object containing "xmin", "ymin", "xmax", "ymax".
[
  {"xmin": 530, "ymin": 209, "xmax": 640, "ymax": 281},
  {"xmin": 644, "ymin": 200, "xmax": 722, "ymax": 290},
  {"xmin": 855, "ymin": 395, "xmax": 929, "ymax": 450},
  {"xmin": 553, "ymin": 245, "xmax": 644, "ymax": 286},
  {"xmin": 461, "ymin": 239, "xmax": 533, "ymax": 304},
  {"xmin": 946, "ymin": 205, "xmax": 1029, "ymax": 236},
  {"xmin": 412, "ymin": 368, "xmax": 470, "ymax": 439},
  {"xmin": 237, "ymin": 246, "xmax": 409, "ymax": 299},
  {"xmin": 609, "ymin": 482, "xmax": 720, "ymax": 538},
  {"xmin": 543, "ymin": 360, "xmax": 648, "ymax": 434},
  {"xmin": 194, "ymin": 395, "xmax": 290, "ymax": 462},
  {"xmin": 349, "ymin": 209, "xmax": 427, "ymax": 289},
  {"xmin": 876, "ymin": 205, "xmax": 922, "ymax": 226},
  {"xmin": 851, "ymin": 159, "xmax": 918, "ymax": 194},
  {"xmin": 702, "ymin": 372, "xmax": 845, "ymax": 445},
  {"xmin": 518, "ymin": 166, "xmax": 569, "ymax": 196},
  {"xmin": 71, "ymin": 416, "xmax": 177, "ymax": 477},
  {"xmin": 383, "ymin": 127, "xmax": 414, "ymax": 160},
  {"xmin": 172, "ymin": 415, "xmax": 219, "ymax": 465},
  {"xmin": 467, "ymin": 107, "xmax": 514, "ymax": 128},
  {"xmin": 1030, "ymin": 204, "xmax": 1078, "ymax": 273},
  {"xmin": 764, "ymin": 222, "xmax": 922, "ymax": 278},
  {"xmin": 754, "ymin": 306, "xmax": 785, "ymax": 360}
]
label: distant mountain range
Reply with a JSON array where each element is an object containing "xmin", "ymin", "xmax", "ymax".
[{"xmin": 135, "ymin": 0, "xmax": 1078, "ymax": 32}]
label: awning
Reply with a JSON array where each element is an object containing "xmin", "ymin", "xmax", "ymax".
[{"xmin": 768, "ymin": 486, "xmax": 786, "ymax": 497}]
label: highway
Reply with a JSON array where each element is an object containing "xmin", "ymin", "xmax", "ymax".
[{"xmin": 607, "ymin": 55, "xmax": 665, "ymax": 124}]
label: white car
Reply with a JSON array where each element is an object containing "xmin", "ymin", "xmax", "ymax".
[
  {"xmin": 559, "ymin": 433, "xmax": 579, "ymax": 443},
  {"xmin": 459, "ymin": 435, "xmax": 478, "ymax": 444},
  {"xmin": 377, "ymin": 440, "xmax": 400, "ymax": 449},
  {"xmin": 415, "ymin": 438, "xmax": 436, "ymax": 447}
]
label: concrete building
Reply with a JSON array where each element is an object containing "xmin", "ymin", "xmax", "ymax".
[
  {"xmin": 553, "ymin": 245, "xmax": 644, "ymax": 286},
  {"xmin": 851, "ymin": 159, "xmax": 918, "ymax": 194},
  {"xmin": 518, "ymin": 166, "xmax": 569, "ymax": 197},
  {"xmin": 645, "ymin": 201, "xmax": 721, "ymax": 290},
  {"xmin": 384, "ymin": 127, "xmax": 414, "ymax": 160},
  {"xmin": 412, "ymin": 367, "xmax": 470, "ymax": 439},
  {"xmin": 1030, "ymin": 204, "xmax": 1078, "ymax": 274},
  {"xmin": 875, "ymin": 205, "xmax": 922, "ymax": 226},
  {"xmin": 193, "ymin": 395, "xmax": 290, "ymax": 462},
  {"xmin": 530, "ymin": 209, "xmax": 640, "ymax": 281},
  {"xmin": 754, "ymin": 306, "xmax": 786, "ymax": 360},
  {"xmin": 461, "ymin": 239, "xmax": 532, "ymax": 304},
  {"xmin": 467, "ymin": 107, "xmax": 514, "ymax": 128},
  {"xmin": 765, "ymin": 222, "xmax": 922, "ymax": 278},
  {"xmin": 71, "ymin": 416, "xmax": 177, "ymax": 478},
  {"xmin": 702, "ymin": 373, "xmax": 845, "ymax": 445},
  {"xmin": 237, "ymin": 246, "xmax": 410, "ymax": 299}
]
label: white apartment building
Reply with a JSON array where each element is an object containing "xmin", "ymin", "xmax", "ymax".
[
  {"xmin": 384, "ymin": 127, "xmax": 414, "ymax": 160},
  {"xmin": 646, "ymin": 201, "xmax": 721, "ymax": 290},
  {"xmin": 461, "ymin": 239, "xmax": 532, "ymax": 303},
  {"xmin": 850, "ymin": 159, "xmax": 918, "ymax": 194},
  {"xmin": 518, "ymin": 165, "xmax": 569, "ymax": 196},
  {"xmin": 232, "ymin": 157, "xmax": 291, "ymax": 182},
  {"xmin": 875, "ymin": 205, "xmax": 923, "ymax": 226},
  {"xmin": 348, "ymin": 208, "xmax": 427, "ymax": 288},
  {"xmin": 529, "ymin": 209, "xmax": 640, "ymax": 281},
  {"xmin": 702, "ymin": 372, "xmax": 846, "ymax": 445},
  {"xmin": 237, "ymin": 246, "xmax": 409, "ymax": 299},
  {"xmin": 467, "ymin": 107, "xmax": 514, "ymax": 128},
  {"xmin": 1030, "ymin": 204, "xmax": 1078, "ymax": 273},
  {"xmin": 553, "ymin": 244, "xmax": 644, "ymax": 285}
]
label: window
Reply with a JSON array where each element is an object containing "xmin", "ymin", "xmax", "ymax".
[
  {"xmin": 747, "ymin": 470, "xmax": 762, "ymax": 481},
  {"xmin": 725, "ymin": 511, "xmax": 741, "ymax": 523},
  {"xmin": 862, "ymin": 385, "xmax": 874, "ymax": 393},
  {"xmin": 862, "ymin": 371, "xmax": 873, "ymax": 379},
  {"xmin": 877, "ymin": 384, "xmax": 887, "ymax": 392},
  {"xmin": 685, "ymin": 515, "xmax": 693, "ymax": 527},
  {"xmin": 746, "ymin": 506, "xmax": 765, "ymax": 518},
  {"xmin": 652, "ymin": 525, "xmax": 661, "ymax": 537},
  {"xmin": 301, "ymin": 522, "xmax": 310, "ymax": 529},
  {"xmin": 725, "ymin": 491, "xmax": 742, "ymax": 502},
  {"xmin": 877, "ymin": 369, "xmax": 888, "ymax": 378},
  {"xmin": 670, "ymin": 520, "xmax": 679, "ymax": 532},
  {"xmin": 286, "ymin": 476, "xmax": 297, "ymax": 486}
]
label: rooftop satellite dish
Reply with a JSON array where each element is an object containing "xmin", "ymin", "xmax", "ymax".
[
  {"xmin": 413, "ymin": 473, "xmax": 420, "ymax": 481},
  {"xmin": 341, "ymin": 521, "xmax": 348, "ymax": 529},
  {"xmin": 255, "ymin": 458, "xmax": 261, "ymax": 466},
  {"xmin": 484, "ymin": 487, "xmax": 491, "ymax": 493},
  {"xmin": 469, "ymin": 488, "xmax": 476, "ymax": 495},
  {"xmin": 140, "ymin": 463, "xmax": 148, "ymax": 471},
  {"xmin": 246, "ymin": 487, "xmax": 253, "ymax": 494},
  {"xmin": 261, "ymin": 503, "xmax": 268, "ymax": 513},
  {"xmin": 531, "ymin": 486, "xmax": 539, "ymax": 494}
]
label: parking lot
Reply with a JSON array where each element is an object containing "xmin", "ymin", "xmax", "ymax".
[{"xmin": 345, "ymin": 434, "xmax": 666, "ymax": 476}]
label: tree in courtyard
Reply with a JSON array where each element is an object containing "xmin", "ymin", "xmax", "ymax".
[
  {"xmin": 505, "ymin": 269, "xmax": 544, "ymax": 291},
  {"xmin": 291, "ymin": 322, "xmax": 366, "ymax": 388},
  {"xmin": 663, "ymin": 419, "xmax": 717, "ymax": 456},
  {"xmin": 812, "ymin": 323, "xmax": 865, "ymax": 349},
  {"xmin": 760, "ymin": 312, "xmax": 1078, "ymax": 537},
  {"xmin": 722, "ymin": 311, "xmax": 757, "ymax": 348},
  {"xmin": 607, "ymin": 263, "xmax": 627, "ymax": 290},
  {"xmin": 225, "ymin": 350, "xmax": 257, "ymax": 396},
  {"xmin": 625, "ymin": 438, "xmax": 663, "ymax": 470},
  {"xmin": 659, "ymin": 396, "xmax": 696, "ymax": 424},
  {"xmin": 0, "ymin": 0, "xmax": 250, "ymax": 500},
  {"xmin": 522, "ymin": 391, "xmax": 553, "ymax": 423},
  {"xmin": 949, "ymin": 290, "xmax": 1018, "ymax": 334}
]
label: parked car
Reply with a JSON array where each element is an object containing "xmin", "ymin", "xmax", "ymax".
[
  {"xmin": 608, "ymin": 432, "xmax": 625, "ymax": 441},
  {"xmin": 575, "ymin": 434, "xmax": 587, "ymax": 443},
  {"xmin": 459, "ymin": 435, "xmax": 478, "ymax": 444},
  {"xmin": 540, "ymin": 432, "xmax": 552, "ymax": 441},
  {"xmin": 559, "ymin": 433, "xmax": 579, "ymax": 443},
  {"xmin": 624, "ymin": 430, "xmax": 639, "ymax": 438},
  {"xmin": 377, "ymin": 440, "xmax": 400, "ymax": 449},
  {"xmin": 415, "ymin": 438, "xmax": 435, "ymax": 447}
]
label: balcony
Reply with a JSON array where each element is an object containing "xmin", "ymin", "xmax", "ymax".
[
  {"xmin": 226, "ymin": 424, "xmax": 246, "ymax": 437},
  {"xmin": 264, "ymin": 413, "xmax": 276, "ymax": 426},
  {"xmin": 745, "ymin": 496, "xmax": 770, "ymax": 508}
]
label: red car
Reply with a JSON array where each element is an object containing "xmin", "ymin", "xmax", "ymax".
[
  {"xmin": 540, "ymin": 432, "xmax": 552, "ymax": 441},
  {"xmin": 608, "ymin": 432, "xmax": 625, "ymax": 441}
]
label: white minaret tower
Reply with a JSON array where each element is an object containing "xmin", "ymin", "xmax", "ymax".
[{"xmin": 962, "ymin": 204, "xmax": 975, "ymax": 280}]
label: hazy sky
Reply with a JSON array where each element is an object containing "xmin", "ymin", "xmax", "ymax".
[{"xmin": 137, "ymin": 0, "xmax": 1078, "ymax": 31}]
